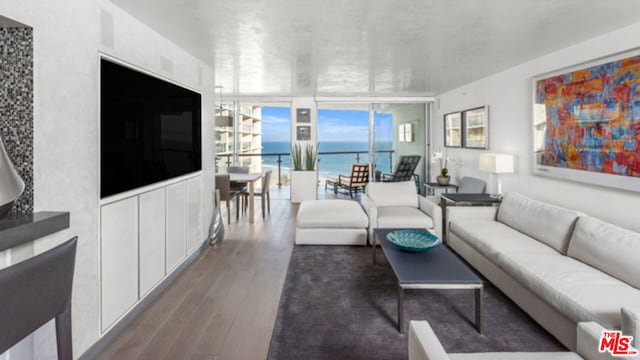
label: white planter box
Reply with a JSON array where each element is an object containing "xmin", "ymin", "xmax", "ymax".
[{"xmin": 291, "ymin": 170, "xmax": 317, "ymax": 203}]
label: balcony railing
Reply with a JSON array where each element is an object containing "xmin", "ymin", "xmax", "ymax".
[{"xmin": 215, "ymin": 150, "xmax": 394, "ymax": 188}]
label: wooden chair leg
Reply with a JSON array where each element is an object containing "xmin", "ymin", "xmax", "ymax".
[
  {"xmin": 227, "ymin": 201, "xmax": 231, "ymax": 224},
  {"xmin": 236, "ymin": 197, "xmax": 240, "ymax": 220},
  {"xmin": 261, "ymin": 196, "xmax": 265, "ymax": 218}
]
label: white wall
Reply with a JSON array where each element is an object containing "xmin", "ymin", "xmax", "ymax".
[
  {"xmin": 433, "ymin": 21, "xmax": 640, "ymax": 232},
  {"xmin": 0, "ymin": 0, "xmax": 214, "ymax": 358}
]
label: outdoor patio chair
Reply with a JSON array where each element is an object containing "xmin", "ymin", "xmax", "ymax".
[
  {"xmin": 382, "ymin": 155, "xmax": 421, "ymax": 192},
  {"xmin": 382, "ymin": 155, "xmax": 421, "ymax": 182},
  {"xmin": 325, "ymin": 163, "xmax": 370, "ymax": 198}
]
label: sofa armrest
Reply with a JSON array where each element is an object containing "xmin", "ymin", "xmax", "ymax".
[
  {"xmin": 409, "ymin": 321, "xmax": 450, "ymax": 360},
  {"xmin": 622, "ymin": 307, "xmax": 640, "ymax": 348},
  {"xmin": 360, "ymin": 194, "xmax": 378, "ymax": 240},
  {"xmin": 577, "ymin": 322, "xmax": 640, "ymax": 360},
  {"xmin": 419, "ymin": 196, "xmax": 442, "ymax": 238},
  {"xmin": 445, "ymin": 206, "xmax": 498, "ymax": 242}
]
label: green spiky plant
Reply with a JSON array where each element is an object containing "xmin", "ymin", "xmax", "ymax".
[
  {"xmin": 291, "ymin": 143, "xmax": 303, "ymax": 170},
  {"xmin": 304, "ymin": 143, "xmax": 317, "ymax": 171}
]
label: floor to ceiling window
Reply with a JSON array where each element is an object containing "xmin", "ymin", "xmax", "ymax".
[{"xmin": 316, "ymin": 102, "xmax": 428, "ymax": 193}]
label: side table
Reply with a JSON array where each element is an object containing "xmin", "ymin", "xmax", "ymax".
[
  {"xmin": 440, "ymin": 193, "xmax": 502, "ymax": 242},
  {"xmin": 424, "ymin": 182, "xmax": 458, "ymax": 196}
]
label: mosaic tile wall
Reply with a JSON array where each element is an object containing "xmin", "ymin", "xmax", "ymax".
[{"xmin": 0, "ymin": 27, "xmax": 33, "ymax": 213}]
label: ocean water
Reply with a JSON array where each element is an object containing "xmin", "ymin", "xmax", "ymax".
[{"xmin": 262, "ymin": 141, "xmax": 393, "ymax": 178}]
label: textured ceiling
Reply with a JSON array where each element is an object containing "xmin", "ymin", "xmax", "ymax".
[{"xmin": 110, "ymin": 0, "xmax": 640, "ymax": 97}]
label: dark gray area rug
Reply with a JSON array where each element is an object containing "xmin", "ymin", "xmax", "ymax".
[{"xmin": 268, "ymin": 245, "xmax": 565, "ymax": 359}]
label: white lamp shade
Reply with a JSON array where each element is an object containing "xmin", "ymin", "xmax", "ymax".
[{"xmin": 479, "ymin": 153, "xmax": 514, "ymax": 174}]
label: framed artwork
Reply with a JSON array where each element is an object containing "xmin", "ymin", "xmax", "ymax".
[
  {"xmin": 463, "ymin": 106, "xmax": 489, "ymax": 149},
  {"xmin": 296, "ymin": 108, "xmax": 310, "ymax": 123},
  {"xmin": 296, "ymin": 125, "xmax": 311, "ymax": 141},
  {"xmin": 398, "ymin": 123, "xmax": 414, "ymax": 143},
  {"xmin": 533, "ymin": 50, "xmax": 640, "ymax": 192},
  {"xmin": 444, "ymin": 112, "xmax": 462, "ymax": 147}
]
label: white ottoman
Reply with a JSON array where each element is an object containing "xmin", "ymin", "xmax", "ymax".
[{"xmin": 295, "ymin": 199, "xmax": 369, "ymax": 245}]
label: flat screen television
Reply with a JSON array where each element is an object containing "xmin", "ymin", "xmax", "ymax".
[{"xmin": 101, "ymin": 59, "xmax": 202, "ymax": 198}]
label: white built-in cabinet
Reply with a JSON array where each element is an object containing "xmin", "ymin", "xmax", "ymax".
[
  {"xmin": 100, "ymin": 197, "xmax": 139, "ymax": 331},
  {"xmin": 166, "ymin": 182, "xmax": 187, "ymax": 272},
  {"xmin": 100, "ymin": 175, "xmax": 203, "ymax": 332},
  {"xmin": 187, "ymin": 177, "xmax": 202, "ymax": 253},
  {"xmin": 139, "ymin": 188, "xmax": 166, "ymax": 297}
]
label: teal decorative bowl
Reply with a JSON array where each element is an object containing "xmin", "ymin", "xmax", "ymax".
[{"xmin": 386, "ymin": 230, "xmax": 441, "ymax": 252}]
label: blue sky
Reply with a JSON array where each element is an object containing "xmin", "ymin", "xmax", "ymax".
[{"xmin": 261, "ymin": 106, "xmax": 392, "ymax": 143}]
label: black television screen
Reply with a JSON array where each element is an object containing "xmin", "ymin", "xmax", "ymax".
[{"xmin": 101, "ymin": 59, "xmax": 202, "ymax": 198}]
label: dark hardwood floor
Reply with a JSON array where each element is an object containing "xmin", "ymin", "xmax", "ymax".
[{"xmin": 97, "ymin": 186, "xmax": 354, "ymax": 360}]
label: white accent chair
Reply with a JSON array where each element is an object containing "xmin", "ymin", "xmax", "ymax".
[
  {"xmin": 409, "ymin": 319, "xmax": 639, "ymax": 360},
  {"xmin": 360, "ymin": 181, "xmax": 442, "ymax": 243}
]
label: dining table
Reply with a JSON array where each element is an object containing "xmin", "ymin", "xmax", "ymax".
[{"xmin": 229, "ymin": 172, "xmax": 264, "ymax": 223}]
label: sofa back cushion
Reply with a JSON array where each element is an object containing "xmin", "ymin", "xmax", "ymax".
[
  {"xmin": 568, "ymin": 216, "xmax": 640, "ymax": 289},
  {"xmin": 496, "ymin": 192, "xmax": 580, "ymax": 254},
  {"xmin": 366, "ymin": 181, "xmax": 418, "ymax": 208}
]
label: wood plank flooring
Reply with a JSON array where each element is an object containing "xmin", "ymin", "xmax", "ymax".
[
  {"xmin": 97, "ymin": 195, "xmax": 300, "ymax": 360},
  {"xmin": 97, "ymin": 186, "xmax": 355, "ymax": 360}
]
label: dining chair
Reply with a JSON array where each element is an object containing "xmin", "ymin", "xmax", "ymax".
[
  {"xmin": 215, "ymin": 174, "xmax": 240, "ymax": 224},
  {"xmin": 240, "ymin": 170, "xmax": 272, "ymax": 218},
  {"xmin": 227, "ymin": 166, "xmax": 250, "ymax": 192},
  {"xmin": 0, "ymin": 236, "xmax": 77, "ymax": 360}
]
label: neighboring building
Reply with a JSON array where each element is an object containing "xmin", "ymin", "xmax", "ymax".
[{"xmin": 215, "ymin": 103, "xmax": 262, "ymax": 173}]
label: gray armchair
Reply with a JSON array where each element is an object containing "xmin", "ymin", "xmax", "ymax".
[{"xmin": 457, "ymin": 176, "xmax": 487, "ymax": 193}]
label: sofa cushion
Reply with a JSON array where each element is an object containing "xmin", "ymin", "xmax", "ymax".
[
  {"xmin": 377, "ymin": 207, "xmax": 433, "ymax": 230},
  {"xmin": 296, "ymin": 200, "xmax": 368, "ymax": 229},
  {"xmin": 496, "ymin": 192, "xmax": 581, "ymax": 254},
  {"xmin": 568, "ymin": 216, "xmax": 640, "ymax": 290},
  {"xmin": 449, "ymin": 220, "xmax": 559, "ymax": 264},
  {"xmin": 497, "ymin": 251, "xmax": 640, "ymax": 329},
  {"xmin": 366, "ymin": 181, "xmax": 418, "ymax": 208}
]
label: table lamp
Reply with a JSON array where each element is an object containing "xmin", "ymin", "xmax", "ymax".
[{"xmin": 478, "ymin": 154, "xmax": 513, "ymax": 198}]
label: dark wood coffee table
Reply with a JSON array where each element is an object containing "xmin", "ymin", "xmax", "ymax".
[{"xmin": 372, "ymin": 228, "xmax": 483, "ymax": 334}]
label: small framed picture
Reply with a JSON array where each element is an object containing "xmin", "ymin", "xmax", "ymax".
[
  {"xmin": 398, "ymin": 123, "xmax": 414, "ymax": 143},
  {"xmin": 463, "ymin": 106, "xmax": 489, "ymax": 149},
  {"xmin": 444, "ymin": 112, "xmax": 462, "ymax": 147},
  {"xmin": 296, "ymin": 108, "xmax": 311, "ymax": 123},
  {"xmin": 296, "ymin": 125, "xmax": 311, "ymax": 141}
]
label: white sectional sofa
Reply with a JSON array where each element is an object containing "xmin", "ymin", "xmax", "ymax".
[
  {"xmin": 444, "ymin": 192, "xmax": 640, "ymax": 351},
  {"xmin": 409, "ymin": 318, "xmax": 639, "ymax": 360}
]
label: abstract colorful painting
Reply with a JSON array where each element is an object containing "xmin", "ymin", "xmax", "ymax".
[{"xmin": 533, "ymin": 53, "xmax": 640, "ymax": 191}]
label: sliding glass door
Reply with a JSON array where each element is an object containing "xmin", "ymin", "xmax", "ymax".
[{"xmin": 373, "ymin": 103, "xmax": 427, "ymax": 192}]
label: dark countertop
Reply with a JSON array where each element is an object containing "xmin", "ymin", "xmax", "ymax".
[{"xmin": 0, "ymin": 212, "xmax": 70, "ymax": 252}]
